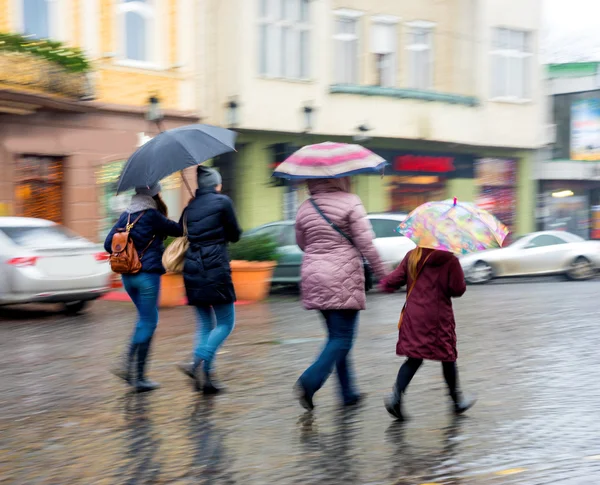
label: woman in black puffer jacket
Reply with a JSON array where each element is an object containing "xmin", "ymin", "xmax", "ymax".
[
  {"xmin": 177, "ymin": 166, "xmax": 242, "ymax": 394},
  {"xmin": 105, "ymin": 183, "xmax": 182, "ymax": 392}
]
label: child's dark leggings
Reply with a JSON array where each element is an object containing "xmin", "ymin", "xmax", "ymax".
[{"xmin": 394, "ymin": 357, "xmax": 458, "ymax": 400}]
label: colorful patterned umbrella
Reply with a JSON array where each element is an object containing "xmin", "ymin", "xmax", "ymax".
[
  {"xmin": 397, "ymin": 198, "xmax": 509, "ymax": 255},
  {"xmin": 272, "ymin": 142, "xmax": 387, "ymax": 180}
]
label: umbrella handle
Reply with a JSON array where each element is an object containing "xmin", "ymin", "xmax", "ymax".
[{"xmin": 181, "ymin": 171, "xmax": 194, "ymax": 198}]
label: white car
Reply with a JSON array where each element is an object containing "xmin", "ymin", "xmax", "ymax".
[
  {"xmin": 367, "ymin": 213, "xmax": 416, "ymax": 271},
  {"xmin": 0, "ymin": 217, "xmax": 112, "ymax": 313},
  {"xmin": 460, "ymin": 231, "xmax": 600, "ymax": 284},
  {"xmin": 247, "ymin": 213, "xmax": 415, "ymax": 284}
]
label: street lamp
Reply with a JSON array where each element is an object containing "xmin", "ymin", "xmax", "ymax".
[
  {"xmin": 146, "ymin": 94, "xmax": 164, "ymax": 131},
  {"xmin": 353, "ymin": 123, "xmax": 372, "ymax": 143},
  {"xmin": 227, "ymin": 97, "xmax": 239, "ymax": 128},
  {"xmin": 302, "ymin": 102, "xmax": 315, "ymax": 133}
]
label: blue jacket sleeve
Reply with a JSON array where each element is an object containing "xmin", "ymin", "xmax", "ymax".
[
  {"xmin": 104, "ymin": 213, "xmax": 126, "ymax": 254},
  {"xmin": 221, "ymin": 196, "xmax": 242, "ymax": 243},
  {"xmin": 153, "ymin": 211, "xmax": 184, "ymax": 238}
]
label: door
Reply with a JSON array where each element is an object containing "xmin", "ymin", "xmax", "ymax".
[
  {"xmin": 518, "ymin": 234, "xmax": 571, "ymax": 275},
  {"xmin": 15, "ymin": 156, "xmax": 64, "ymax": 223}
]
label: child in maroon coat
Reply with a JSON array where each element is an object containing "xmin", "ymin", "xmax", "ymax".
[{"xmin": 379, "ymin": 246, "xmax": 476, "ymax": 421}]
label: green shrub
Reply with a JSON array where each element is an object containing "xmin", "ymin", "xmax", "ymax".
[
  {"xmin": 228, "ymin": 234, "xmax": 279, "ymax": 262},
  {"xmin": 0, "ymin": 32, "xmax": 91, "ymax": 72}
]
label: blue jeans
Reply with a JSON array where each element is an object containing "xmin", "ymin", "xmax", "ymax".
[
  {"xmin": 194, "ymin": 303, "xmax": 235, "ymax": 372},
  {"xmin": 122, "ymin": 273, "xmax": 161, "ymax": 345},
  {"xmin": 299, "ymin": 310, "xmax": 359, "ymax": 404}
]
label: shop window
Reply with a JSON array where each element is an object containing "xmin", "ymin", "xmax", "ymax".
[
  {"xmin": 475, "ymin": 158, "xmax": 517, "ymax": 237},
  {"xmin": 96, "ymin": 160, "xmax": 182, "ymax": 241},
  {"xmin": 15, "ymin": 156, "xmax": 64, "ymax": 223}
]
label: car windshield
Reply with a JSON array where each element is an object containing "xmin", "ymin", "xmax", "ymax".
[{"xmin": 0, "ymin": 226, "xmax": 89, "ymax": 248}]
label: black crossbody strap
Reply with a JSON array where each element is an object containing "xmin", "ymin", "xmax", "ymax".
[{"xmin": 309, "ymin": 198, "xmax": 356, "ymax": 247}]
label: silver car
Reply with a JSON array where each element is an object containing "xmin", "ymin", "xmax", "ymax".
[
  {"xmin": 460, "ymin": 231, "xmax": 600, "ymax": 284},
  {"xmin": 0, "ymin": 217, "xmax": 112, "ymax": 313}
]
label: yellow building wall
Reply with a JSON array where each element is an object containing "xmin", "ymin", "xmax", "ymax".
[{"xmin": 0, "ymin": 0, "xmax": 184, "ymax": 110}]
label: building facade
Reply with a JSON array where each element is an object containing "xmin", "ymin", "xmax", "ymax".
[
  {"xmin": 198, "ymin": 0, "xmax": 544, "ymax": 237},
  {"xmin": 537, "ymin": 62, "xmax": 600, "ymax": 239},
  {"xmin": 0, "ymin": 0, "xmax": 198, "ymax": 240}
]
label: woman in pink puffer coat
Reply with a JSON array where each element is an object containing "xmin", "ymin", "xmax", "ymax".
[{"xmin": 294, "ymin": 177, "xmax": 387, "ymax": 410}]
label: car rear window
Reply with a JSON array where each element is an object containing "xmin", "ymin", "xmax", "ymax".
[
  {"xmin": 370, "ymin": 219, "xmax": 402, "ymax": 238},
  {"xmin": 0, "ymin": 226, "xmax": 86, "ymax": 248}
]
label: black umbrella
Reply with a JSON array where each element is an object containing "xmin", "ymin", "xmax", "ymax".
[{"xmin": 116, "ymin": 124, "xmax": 237, "ymax": 194}]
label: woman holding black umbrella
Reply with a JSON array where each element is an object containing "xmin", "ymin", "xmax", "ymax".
[{"xmin": 106, "ymin": 183, "xmax": 183, "ymax": 392}]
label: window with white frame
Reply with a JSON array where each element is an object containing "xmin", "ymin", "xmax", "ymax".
[
  {"xmin": 371, "ymin": 16, "xmax": 398, "ymax": 87},
  {"xmin": 333, "ymin": 10, "xmax": 362, "ymax": 84},
  {"xmin": 22, "ymin": 0, "xmax": 51, "ymax": 39},
  {"xmin": 118, "ymin": 0, "xmax": 156, "ymax": 63},
  {"xmin": 406, "ymin": 21, "xmax": 434, "ymax": 90},
  {"xmin": 258, "ymin": 0, "xmax": 311, "ymax": 79},
  {"xmin": 491, "ymin": 28, "xmax": 532, "ymax": 100}
]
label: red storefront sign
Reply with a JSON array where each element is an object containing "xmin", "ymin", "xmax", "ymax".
[{"xmin": 393, "ymin": 155, "xmax": 455, "ymax": 173}]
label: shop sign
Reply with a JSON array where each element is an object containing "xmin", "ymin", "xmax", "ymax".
[
  {"xmin": 393, "ymin": 155, "xmax": 455, "ymax": 173},
  {"xmin": 375, "ymin": 149, "xmax": 475, "ymax": 178},
  {"xmin": 571, "ymin": 98, "xmax": 600, "ymax": 161}
]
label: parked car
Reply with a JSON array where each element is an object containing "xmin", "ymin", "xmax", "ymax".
[
  {"xmin": 245, "ymin": 213, "xmax": 415, "ymax": 284},
  {"xmin": 460, "ymin": 231, "xmax": 600, "ymax": 284},
  {"xmin": 0, "ymin": 217, "xmax": 112, "ymax": 313}
]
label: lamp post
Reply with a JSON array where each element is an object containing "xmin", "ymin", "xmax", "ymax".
[
  {"xmin": 353, "ymin": 123, "xmax": 372, "ymax": 143},
  {"xmin": 302, "ymin": 102, "xmax": 315, "ymax": 133},
  {"xmin": 227, "ymin": 97, "xmax": 239, "ymax": 128},
  {"xmin": 146, "ymin": 94, "xmax": 164, "ymax": 132}
]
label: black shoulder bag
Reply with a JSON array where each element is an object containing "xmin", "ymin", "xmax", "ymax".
[{"xmin": 309, "ymin": 198, "xmax": 373, "ymax": 292}]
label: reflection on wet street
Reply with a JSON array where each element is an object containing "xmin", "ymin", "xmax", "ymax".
[{"xmin": 1, "ymin": 281, "xmax": 600, "ymax": 484}]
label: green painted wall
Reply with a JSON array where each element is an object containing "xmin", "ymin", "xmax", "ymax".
[
  {"xmin": 354, "ymin": 175, "xmax": 389, "ymax": 213},
  {"xmin": 516, "ymin": 151, "xmax": 536, "ymax": 235},
  {"xmin": 446, "ymin": 179, "xmax": 477, "ymax": 203},
  {"xmin": 235, "ymin": 141, "xmax": 284, "ymax": 229}
]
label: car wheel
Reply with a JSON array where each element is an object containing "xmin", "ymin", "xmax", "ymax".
[
  {"xmin": 63, "ymin": 301, "xmax": 89, "ymax": 315},
  {"xmin": 566, "ymin": 257, "xmax": 595, "ymax": 281},
  {"xmin": 466, "ymin": 261, "xmax": 493, "ymax": 284}
]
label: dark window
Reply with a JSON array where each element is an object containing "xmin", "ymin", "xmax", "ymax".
[
  {"xmin": 370, "ymin": 219, "xmax": 402, "ymax": 238},
  {"xmin": 280, "ymin": 225, "xmax": 297, "ymax": 246},
  {"xmin": 527, "ymin": 234, "xmax": 567, "ymax": 248}
]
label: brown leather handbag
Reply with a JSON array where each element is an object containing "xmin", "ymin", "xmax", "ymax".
[{"xmin": 109, "ymin": 212, "xmax": 154, "ymax": 275}]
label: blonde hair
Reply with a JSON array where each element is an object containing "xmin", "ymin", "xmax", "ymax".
[{"xmin": 408, "ymin": 247, "xmax": 424, "ymax": 282}]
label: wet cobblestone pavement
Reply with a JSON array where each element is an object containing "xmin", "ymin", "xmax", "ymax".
[{"xmin": 1, "ymin": 280, "xmax": 600, "ymax": 484}]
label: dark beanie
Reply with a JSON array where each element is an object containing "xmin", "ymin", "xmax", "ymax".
[{"xmin": 197, "ymin": 166, "xmax": 222, "ymax": 189}]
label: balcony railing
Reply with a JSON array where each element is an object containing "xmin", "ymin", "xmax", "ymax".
[{"xmin": 0, "ymin": 51, "xmax": 93, "ymax": 100}]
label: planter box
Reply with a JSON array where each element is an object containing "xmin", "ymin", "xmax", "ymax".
[
  {"xmin": 160, "ymin": 273, "xmax": 185, "ymax": 308},
  {"xmin": 230, "ymin": 260, "xmax": 276, "ymax": 302}
]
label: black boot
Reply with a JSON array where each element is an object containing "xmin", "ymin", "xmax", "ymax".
[
  {"xmin": 111, "ymin": 343, "xmax": 137, "ymax": 385},
  {"xmin": 384, "ymin": 391, "xmax": 406, "ymax": 421},
  {"xmin": 134, "ymin": 341, "xmax": 160, "ymax": 393},
  {"xmin": 452, "ymin": 391, "xmax": 477, "ymax": 415},
  {"xmin": 202, "ymin": 370, "xmax": 225, "ymax": 395},
  {"xmin": 177, "ymin": 358, "xmax": 204, "ymax": 391},
  {"xmin": 295, "ymin": 379, "xmax": 314, "ymax": 411}
]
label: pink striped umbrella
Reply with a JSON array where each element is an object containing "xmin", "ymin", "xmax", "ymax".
[{"xmin": 272, "ymin": 142, "xmax": 387, "ymax": 180}]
